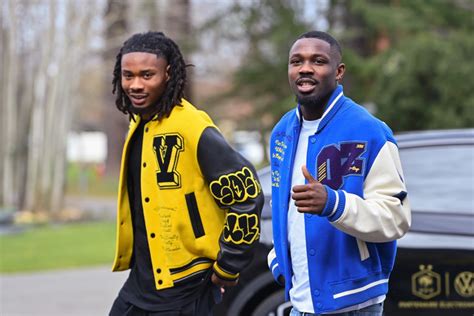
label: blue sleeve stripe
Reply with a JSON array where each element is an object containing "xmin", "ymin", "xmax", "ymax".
[
  {"xmin": 328, "ymin": 190, "xmax": 346, "ymax": 222},
  {"xmin": 271, "ymin": 262, "xmax": 279, "ymax": 273},
  {"xmin": 328, "ymin": 191, "xmax": 339, "ymax": 217},
  {"xmin": 270, "ymin": 257, "xmax": 277, "ymax": 269},
  {"xmin": 271, "ymin": 263, "xmax": 280, "ymax": 280},
  {"xmin": 320, "ymin": 185, "xmax": 336, "ymax": 217}
]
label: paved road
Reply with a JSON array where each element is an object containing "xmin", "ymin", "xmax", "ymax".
[{"xmin": 0, "ymin": 266, "xmax": 128, "ymax": 316}]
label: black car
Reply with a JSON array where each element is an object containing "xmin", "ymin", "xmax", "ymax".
[{"xmin": 213, "ymin": 129, "xmax": 474, "ymax": 316}]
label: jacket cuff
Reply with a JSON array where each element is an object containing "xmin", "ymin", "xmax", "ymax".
[
  {"xmin": 271, "ymin": 265, "xmax": 284, "ymax": 286},
  {"xmin": 213, "ymin": 262, "xmax": 239, "ymax": 281},
  {"xmin": 320, "ymin": 186, "xmax": 346, "ymax": 222}
]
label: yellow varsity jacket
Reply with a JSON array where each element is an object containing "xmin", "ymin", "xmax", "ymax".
[{"xmin": 112, "ymin": 99, "xmax": 263, "ymax": 290}]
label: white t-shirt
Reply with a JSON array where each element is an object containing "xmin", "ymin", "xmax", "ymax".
[
  {"xmin": 287, "ymin": 118, "xmax": 385, "ymax": 314},
  {"xmin": 288, "ymin": 118, "xmax": 320, "ymax": 313}
]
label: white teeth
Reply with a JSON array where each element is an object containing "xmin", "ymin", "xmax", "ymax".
[{"xmin": 297, "ymin": 79, "xmax": 316, "ymax": 85}]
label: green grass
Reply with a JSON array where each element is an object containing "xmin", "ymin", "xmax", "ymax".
[
  {"xmin": 0, "ymin": 221, "xmax": 116, "ymax": 273},
  {"xmin": 66, "ymin": 163, "xmax": 118, "ymax": 197}
]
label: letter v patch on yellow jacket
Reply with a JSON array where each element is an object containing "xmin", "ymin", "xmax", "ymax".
[{"xmin": 153, "ymin": 133, "xmax": 184, "ymax": 189}]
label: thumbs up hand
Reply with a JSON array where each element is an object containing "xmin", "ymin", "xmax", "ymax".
[{"xmin": 291, "ymin": 165, "xmax": 328, "ymax": 214}]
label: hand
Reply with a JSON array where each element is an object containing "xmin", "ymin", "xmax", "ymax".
[
  {"xmin": 277, "ymin": 275, "xmax": 285, "ymax": 285},
  {"xmin": 291, "ymin": 165, "xmax": 327, "ymax": 214},
  {"xmin": 211, "ymin": 273, "xmax": 238, "ymax": 293}
]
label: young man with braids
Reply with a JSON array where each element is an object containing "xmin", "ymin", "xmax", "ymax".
[
  {"xmin": 267, "ymin": 31, "xmax": 411, "ymax": 315},
  {"xmin": 109, "ymin": 31, "xmax": 263, "ymax": 316}
]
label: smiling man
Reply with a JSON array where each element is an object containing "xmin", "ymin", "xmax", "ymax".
[
  {"xmin": 267, "ymin": 31, "xmax": 411, "ymax": 316},
  {"xmin": 109, "ymin": 32, "xmax": 263, "ymax": 316}
]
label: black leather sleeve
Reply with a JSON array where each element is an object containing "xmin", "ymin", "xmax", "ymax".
[{"xmin": 197, "ymin": 127, "xmax": 264, "ymax": 280}]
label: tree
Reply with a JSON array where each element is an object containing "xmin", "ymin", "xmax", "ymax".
[
  {"xmin": 103, "ymin": 0, "xmax": 129, "ymax": 176},
  {"xmin": 373, "ymin": 33, "xmax": 474, "ymax": 131},
  {"xmin": 1, "ymin": 0, "xmax": 20, "ymax": 210},
  {"xmin": 0, "ymin": 0, "xmax": 103, "ymax": 215},
  {"xmin": 199, "ymin": 0, "xmax": 473, "ymax": 153},
  {"xmin": 165, "ymin": 0, "xmax": 193, "ymax": 100},
  {"xmin": 198, "ymin": 0, "xmax": 323, "ymax": 163},
  {"xmin": 329, "ymin": 0, "xmax": 474, "ymax": 131},
  {"xmin": 0, "ymin": 0, "xmax": 194, "ymax": 216}
]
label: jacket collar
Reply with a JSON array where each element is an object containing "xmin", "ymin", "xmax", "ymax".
[{"xmin": 295, "ymin": 85, "xmax": 345, "ymax": 133}]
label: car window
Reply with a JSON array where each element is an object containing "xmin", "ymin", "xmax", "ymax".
[{"xmin": 400, "ymin": 145, "xmax": 474, "ymax": 214}]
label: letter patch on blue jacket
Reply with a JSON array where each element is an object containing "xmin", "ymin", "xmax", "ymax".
[
  {"xmin": 316, "ymin": 142, "xmax": 366, "ymax": 189},
  {"xmin": 153, "ymin": 133, "xmax": 184, "ymax": 189}
]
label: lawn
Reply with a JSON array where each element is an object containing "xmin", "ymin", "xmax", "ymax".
[{"xmin": 0, "ymin": 221, "xmax": 116, "ymax": 273}]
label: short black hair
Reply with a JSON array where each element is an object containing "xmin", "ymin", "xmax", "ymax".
[
  {"xmin": 112, "ymin": 31, "xmax": 187, "ymax": 120},
  {"xmin": 296, "ymin": 31, "xmax": 342, "ymax": 61}
]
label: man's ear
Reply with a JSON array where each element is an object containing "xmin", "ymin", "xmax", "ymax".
[
  {"xmin": 336, "ymin": 63, "xmax": 346, "ymax": 82},
  {"xmin": 165, "ymin": 65, "xmax": 170, "ymax": 82}
]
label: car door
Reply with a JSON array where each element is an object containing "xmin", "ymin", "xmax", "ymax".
[{"xmin": 385, "ymin": 134, "xmax": 474, "ymax": 316}]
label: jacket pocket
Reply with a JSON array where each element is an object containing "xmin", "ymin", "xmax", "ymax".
[
  {"xmin": 356, "ymin": 238, "xmax": 370, "ymax": 261},
  {"xmin": 185, "ymin": 192, "xmax": 205, "ymax": 238}
]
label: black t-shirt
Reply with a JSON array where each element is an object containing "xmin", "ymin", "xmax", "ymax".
[{"xmin": 118, "ymin": 119, "xmax": 209, "ymax": 311}]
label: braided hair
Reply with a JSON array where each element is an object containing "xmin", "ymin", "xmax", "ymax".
[{"xmin": 112, "ymin": 31, "xmax": 187, "ymax": 120}]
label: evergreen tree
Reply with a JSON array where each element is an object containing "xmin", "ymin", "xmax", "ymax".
[{"xmin": 333, "ymin": 0, "xmax": 474, "ymax": 131}]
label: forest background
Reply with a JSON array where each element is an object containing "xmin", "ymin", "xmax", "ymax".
[{"xmin": 1, "ymin": 0, "xmax": 473, "ymax": 220}]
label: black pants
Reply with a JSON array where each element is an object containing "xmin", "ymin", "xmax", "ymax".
[{"xmin": 109, "ymin": 284, "xmax": 219, "ymax": 316}]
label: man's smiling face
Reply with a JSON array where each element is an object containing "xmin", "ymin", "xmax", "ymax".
[
  {"xmin": 288, "ymin": 37, "xmax": 344, "ymax": 109},
  {"xmin": 121, "ymin": 52, "xmax": 169, "ymax": 117}
]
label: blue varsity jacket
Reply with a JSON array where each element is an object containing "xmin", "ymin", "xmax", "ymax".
[{"xmin": 267, "ymin": 85, "xmax": 411, "ymax": 313}]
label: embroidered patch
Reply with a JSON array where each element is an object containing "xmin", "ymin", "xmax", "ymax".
[
  {"xmin": 153, "ymin": 133, "xmax": 184, "ymax": 189},
  {"xmin": 223, "ymin": 213, "xmax": 259, "ymax": 245},
  {"xmin": 210, "ymin": 167, "xmax": 260, "ymax": 205},
  {"xmin": 316, "ymin": 142, "xmax": 366, "ymax": 189},
  {"xmin": 272, "ymin": 139, "xmax": 287, "ymax": 163}
]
